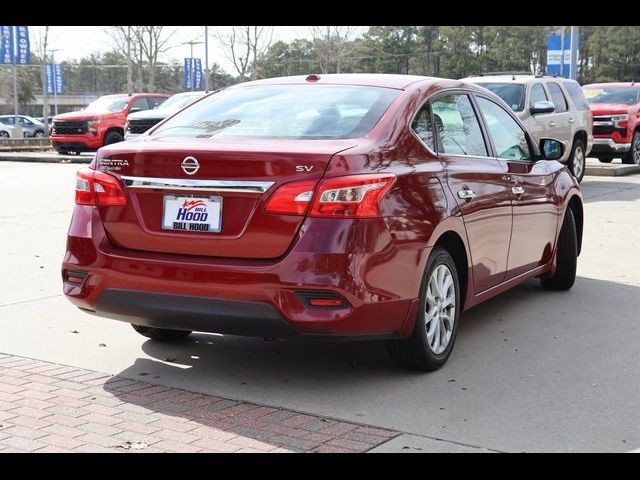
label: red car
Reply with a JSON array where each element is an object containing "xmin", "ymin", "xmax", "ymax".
[
  {"xmin": 582, "ymin": 82, "xmax": 640, "ymax": 165},
  {"xmin": 51, "ymin": 93, "xmax": 169, "ymax": 154},
  {"xmin": 62, "ymin": 74, "xmax": 583, "ymax": 371}
]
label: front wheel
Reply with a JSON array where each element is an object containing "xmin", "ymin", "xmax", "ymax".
[
  {"xmin": 622, "ymin": 131, "xmax": 640, "ymax": 165},
  {"xmin": 34, "ymin": 130, "xmax": 45, "ymax": 138},
  {"xmin": 567, "ymin": 139, "xmax": 586, "ymax": 182},
  {"xmin": 597, "ymin": 157, "xmax": 613, "ymax": 164},
  {"xmin": 541, "ymin": 208, "xmax": 577, "ymax": 291},
  {"xmin": 131, "ymin": 324, "xmax": 192, "ymax": 341},
  {"xmin": 386, "ymin": 247, "xmax": 461, "ymax": 371},
  {"xmin": 0, "ymin": 131, "xmax": 9, "ymax": 138},
  {"xmin": 103, "ymin": 130, "xmax": 124, "ymax": 146}
]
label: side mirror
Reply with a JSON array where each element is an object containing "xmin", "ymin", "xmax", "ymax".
[
  {"xmin": 530, "ymin": 100, "xmax": 555, "ymax": 115},
  {"xmin": 129, "ymin": 107, "xmax": 141, "ymax": 114},
  {"xmin": 540, "ymin": 138, "xmax": 564, "ymax": 160}
]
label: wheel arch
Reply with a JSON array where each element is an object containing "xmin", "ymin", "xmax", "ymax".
[
  {"xmin": 432, "ymin": 230, "xmax": 469, "ymax": 309},
  {"xmin": 567, "ymin": 194, "xmax": 583, "ymax": 256}
]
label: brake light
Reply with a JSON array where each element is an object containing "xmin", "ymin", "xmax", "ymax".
[
  {"xmin": 310, "ymin": 174, "xmax": 396, "ymax": 218},
  {"xmin": 264, "ymin": 175, "xmax": 395, "ymax": 218},
  {"xmin": 264, "ymin": 180, "xmax": 317, "ymax": 215},
  {"xmin": 74, "ymin": 167, "xmax": 127, "ymax": 206}
]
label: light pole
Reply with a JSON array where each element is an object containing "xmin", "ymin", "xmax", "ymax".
[
  {"xmin": 204, "ymin": 26, "xmax": 209, "ymax": 93},
  {"xmin": 48, "ymin": 48, "xmax": 61, "ymax": 116},
  {"xmin": 183, "ymin": 40, "xmax": 203, "ymax": 91}
]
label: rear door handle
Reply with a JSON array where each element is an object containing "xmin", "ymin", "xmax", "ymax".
[
  {"xmin": 457, "ymin": 189, "xmax": 476, "ymax": 200},
  {"xmin": 549, "ymin": 121, "xmax": 557, "ymax": 127},
  {"xmin": 512, "ymin": 186, "xmax": 525, "ymax": 195}
]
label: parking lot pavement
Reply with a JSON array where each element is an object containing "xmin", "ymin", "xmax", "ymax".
[
  {"xmin": 1, "ymin": 161, "xmax": 639, "ymax": 453},
  {"xmin": 0, "ymin": 353, "xmax": 398, "ymax": 453}
]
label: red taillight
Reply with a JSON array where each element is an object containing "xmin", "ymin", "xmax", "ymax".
[
  {"xmin": 264, "ymin": 180, "xmax": 317, "ymax": 215},
  {"xmin": 310, "ymin": 174, "xmax": 396, "ymax": 218},
  {"xmin": 75, "ymin": 167, "xmax": 127, "ymax": 206},
  {"xmin": 264, "ymin": 174, "xmax": 396, "ymax": 218}
]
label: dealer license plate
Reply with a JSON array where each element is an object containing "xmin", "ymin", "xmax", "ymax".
[{"xmin": 162, "ymin": 195, "xmax": 222, "ymax": 233}]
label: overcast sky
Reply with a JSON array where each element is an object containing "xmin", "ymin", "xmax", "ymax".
[{"xmin": 31, "ymin": 26, "xmax": 368, "ymax": 75}]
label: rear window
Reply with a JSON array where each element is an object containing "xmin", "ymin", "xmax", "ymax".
[
  {"xmin": 475, "ymin": 83, "xmax": 525, "ymax": 111},
  {"xmin": 563, "ymin": 81, "xmax": 589, "ymax": 110},
  {"xmin": 151, "ymin": 85, "xmax": 400, "ymax": 140}
]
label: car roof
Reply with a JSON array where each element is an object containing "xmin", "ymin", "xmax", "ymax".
[
  {"xmin": 583, "ymin": 82, "xmax": 640, "ymax": 89},
  {"xmin": 466, "ymin": 75, "xmax": 537, "ymax": 84},
  {"xmin": 236, "ymin": 73, "xmax": 435, "ymax": 90}
]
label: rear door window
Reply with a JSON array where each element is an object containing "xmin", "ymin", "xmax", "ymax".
[
  {"xmin": 546, "ymin": 82, "xmax": 568, "ymax": 112},
  {"xmin": 147, "ymin": 97, "xmax": 166, "ymax": 109},
  {"xmin": 431, "ymin": 94, "xmax": 488, "ymax": 156},
  {"xmin": 131, "ymin": 98, "xmax": 150, "ymax": 112}
]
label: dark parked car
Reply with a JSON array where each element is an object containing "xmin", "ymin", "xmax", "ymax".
[
  {"xmin": 62, "ymin": 74, "xmax": 583, "ymax": 371},
  {"xmin": 0, "ymin": 115, "xmax": 45, "ymax": 137}
]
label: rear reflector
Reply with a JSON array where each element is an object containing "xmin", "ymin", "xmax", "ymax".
[
  {"xmin": 264, "ymin": 174, "xmax": 395, "ymax": 218},
  {"xmin": 296, "ymin": 290, "xmax": 347, "ymax": 308},
  {"xmin": 75, "ymin": 167, "xmax": 127, "ymax": 206},
  {"xmin": 62, "ymin": 269, "xmax": 88, "ymax": 287}
]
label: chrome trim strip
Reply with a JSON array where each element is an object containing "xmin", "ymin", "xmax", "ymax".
[
  {"xmin": 592, "ymin": 138, "xmax": 631, "ymax": 152},
  {"xmin": 121, "ymin": 176, "xmax": 275, "ymax": 193}
]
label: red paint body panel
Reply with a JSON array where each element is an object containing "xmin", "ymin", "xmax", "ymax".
[{"xmin": 62, "ymin": 75, "xmax": 582, "ymax": 338}]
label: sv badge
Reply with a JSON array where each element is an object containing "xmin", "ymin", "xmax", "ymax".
[{"xmin": 296, "ymin": 165, "xmax": 314, "ymax": 172}]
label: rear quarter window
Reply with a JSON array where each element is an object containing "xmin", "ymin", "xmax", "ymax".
[{"xmin": 563, "ymin": 82, "xmax": 589, "ymax": 110}]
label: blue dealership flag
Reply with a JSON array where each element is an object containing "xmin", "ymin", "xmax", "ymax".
[
  {"xmin": 46, "ymin": 64, "xmax": 54, "ymax": 94},
  {"xmin": 184, "ymin": 58, "xmax": 193, "ymax": 89},
  {"xmin": 14, "ymin": 26, "xmax": 30, "ymax": 64},
  {"xmin": 54, "ymin": 64, "xmax": 64, "ymax": 94},
  {"xmin": 46, "ymin": 64, "xmax": 64, "ymax": 94},
  {"xmin": 0, "ymin": 26, "xmax": 14, "ymax": 64},
  {"xmin": 193, "ymin": 58, "xmax": 202, "ymax": 89}
]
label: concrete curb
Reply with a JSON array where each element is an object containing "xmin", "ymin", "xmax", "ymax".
[
  {"xmin": 0, "ymin": 152, "xmax": 92, "ymax": 164},
  {"xmin": 585, "ymin": 164, "xmax": 640, "ymax": 177}
]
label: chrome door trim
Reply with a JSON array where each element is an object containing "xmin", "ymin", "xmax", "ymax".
[{"xmin": 121, "ymin": 176, "xmax": 275, "ymax": 193}]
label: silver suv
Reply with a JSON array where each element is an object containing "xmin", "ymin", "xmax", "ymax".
[{"xmin": 466, "ymin": 73, "xmax": 593, "ymax": 182}]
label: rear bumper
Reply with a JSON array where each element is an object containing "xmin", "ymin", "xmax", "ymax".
[
  {"xmin": 62, "ymin": 206, "xmax": 423, "ymax": 338},
  {"xmin": 91, "ymin": 288, "xmax": 301, "ymax": 338},
  {"xmin": 591, "ymin": 137, "xmax": 631, "ymax": 155}
]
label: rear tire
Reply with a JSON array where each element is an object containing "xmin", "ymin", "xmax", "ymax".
[
  {"xmin": 57, "ymin": 149, "xmax": 69, "ymax": 155},
  {"xmin": 34, "ymin": 130, "xmax": 45, "ymax": 137},
  {"xmin": 567, "ymin": 138, "xmax": 586, "ymax": 182},
  {"xmin": 622, "ymin": 131, "xmax": 640, "ymax": 165},
  {"xmin": 103, "ymin": 130, "xmax": 124, "ymax": 146},
  {"xmin": 386, "ymin": 247, "xmax": 461, "ymax": 372},
  {"xmin": 541, "ymin": 208, "xmax": 577, "ymax": 291},
  {"xmin": 0, "ymin": 131, "xmax": 9, "ymax": 138},
  {"xmin": 131, "ymin": 324, "xmax": 192, "ymax": 341},
  {"xmin": 597, "ymin": 157, "xmax": 613, "ymax": 163}
]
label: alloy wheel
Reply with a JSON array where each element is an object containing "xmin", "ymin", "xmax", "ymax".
[
  {"xmin": 425, "ymin": 264, "xmax": 456, "ymax": 354},
  {"xmin": 573, "ymin": 145, "xmax": 584, "ymax": 179}
]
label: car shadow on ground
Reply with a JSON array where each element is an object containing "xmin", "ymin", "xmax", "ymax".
[
  {"xmin": 580, "ymin": 178, "xmax": 640, "ymax": 203},
  {"xmin": 101, "ymin": 275, "xmax": 640, "ymax": 452}
]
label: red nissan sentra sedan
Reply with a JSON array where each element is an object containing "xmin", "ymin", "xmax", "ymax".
[{"xmin": 62, "ymin": 74, "xmax": 583, "ymax": 371}]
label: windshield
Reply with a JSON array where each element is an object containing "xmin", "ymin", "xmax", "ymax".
[
  {"xmin": 84, "ymin": 96, "xmax": 129, "ymax": 113},
  {"xmin": 159, "ymin": 93, "xmax": 205, "ymax": 111},
  {"xmin": 475, "ymin": 83, "xmax": 525, "ymax": 111},
  {"xmin": 151, "ymin": 84, "xmax": 400, "ymax": 140},
  {"xmin": 584, "ymin": 87, "xmax": 640, "ymax": 105}
]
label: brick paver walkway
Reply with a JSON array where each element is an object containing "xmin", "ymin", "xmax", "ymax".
[{"xmin": 0, "ymin": 353, "xmax": 398, "ymax": 453}]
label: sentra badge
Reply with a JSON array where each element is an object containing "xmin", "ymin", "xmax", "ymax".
[{"xmin": 99, "ymin": 159, "xmax": 129, "ymax": 171}]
